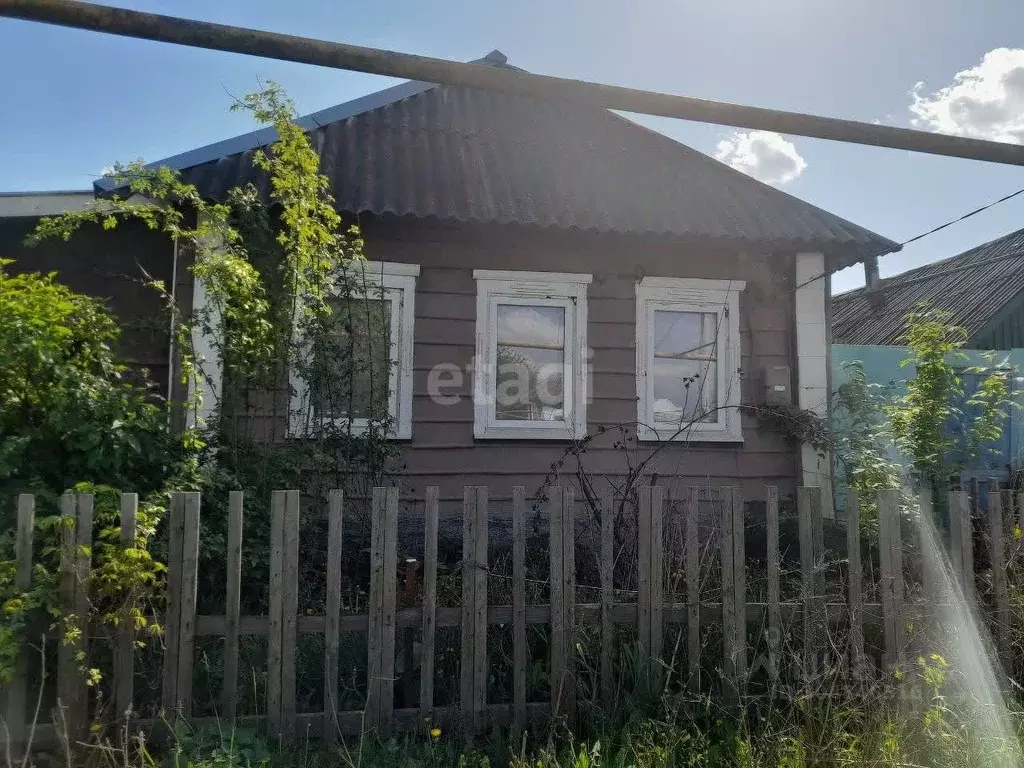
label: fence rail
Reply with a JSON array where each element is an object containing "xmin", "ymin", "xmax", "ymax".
[{"xmin": 2, "ymin": 483, "xmax": 1015, "ymax": 753}]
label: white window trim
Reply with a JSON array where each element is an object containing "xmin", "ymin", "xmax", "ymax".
[
  {"xmin": 635, "ymin": 277, "xmax": 746, "ymax": 443},
  {"xmin": 290, "ymin": 260, "xmax": 419, "ymax": 439},
  {"xmin": 473, "ymin": 269, "xmax": 591, "ymax": 440}
]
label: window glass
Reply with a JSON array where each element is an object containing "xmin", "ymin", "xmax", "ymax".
[
  {"xmin": 495, "ymin": 304, "xmax": 566, "ymax": 421},
  {"xmin": 651, "ymin": 310, "xmax": 718, "ymax": 424},
  {"xmin": 311, "ymin": 295, "xmax": 392, "ymax": 421}
]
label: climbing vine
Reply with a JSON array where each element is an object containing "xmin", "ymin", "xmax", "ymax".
[{"xmin": 2, "ymin": 82, "xmax": 400, "ymax": 701}]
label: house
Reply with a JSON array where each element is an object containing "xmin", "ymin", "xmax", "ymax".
[
  {"xmin": 833, "ymin": 226, "xmax": 1024, "ymax": 349},
  {"xmin": 2, "ymin": 51, "xmax": 899, "ymax": 519},
  {"xmin": 832, "ymin": 226, "xmax": 1024, "ymax": 493},
  {"xmin": 0, "ymin": 190, "xmax": 178, "ymax": 398}
]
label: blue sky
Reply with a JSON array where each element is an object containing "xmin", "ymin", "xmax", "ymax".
[{"xmin": 3, "ymin": 0, "xmax": 1024, "ymax": 293}]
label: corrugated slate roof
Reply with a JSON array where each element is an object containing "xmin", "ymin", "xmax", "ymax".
[
  {"xmin": 832, "ymin": 226, "xmax": 1024, "ymax": 345},
  {"xmin": 115, "ymin": 51, "xmax": 898, "ymax": 268}
]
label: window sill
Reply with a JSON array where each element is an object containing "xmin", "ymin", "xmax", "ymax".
[
  {"xmin": 474, "ymin": 424, "xmax": 587, "ymax": 441},
  {"xmin": 636, "ymin": 426, "xmax": 744, "ymax": 444}
]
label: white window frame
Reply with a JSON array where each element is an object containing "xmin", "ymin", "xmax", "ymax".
[
  {"xmin": 290, "ymin": 260, "xmax": 419, "ymax": 439},
  {"xmin": 635, "ymin": 277, "xmax": 746, "ymax": 442},
  {"xmin": 473, "ymin": 270, "xmax": 591, "ymax": 440}
]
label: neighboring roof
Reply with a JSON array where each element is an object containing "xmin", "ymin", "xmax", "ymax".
[
  {"xmin": 99, "ymin": 51, "xmax": 898, "ymax": 268},
  {"xmin": 832, "ymin": 226, "xmax": 1024, "ymax": 345},
  {"xmin": 0, "ymin": 190, "xmax": 94, "ymax": 218}
]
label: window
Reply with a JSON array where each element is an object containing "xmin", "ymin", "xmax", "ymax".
[
  {"xmin": 473, "ymin": 270, "xmax": 591, "ymax": 440},
  {"xmin": 290, "ymin": 261, "xmax": 418, "ymax": 438},
  {"xmin": 635, "ymin": 277, "xmax": 745, "ymax": 442}
]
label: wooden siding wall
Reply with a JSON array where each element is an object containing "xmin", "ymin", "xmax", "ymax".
[
  {"xmin": 1, "ymin": 217, "xmax": 176, "ymax": 397},
  {"xmin": 178, "ymin": 217, "xmax": 800, "ymax": 515}
]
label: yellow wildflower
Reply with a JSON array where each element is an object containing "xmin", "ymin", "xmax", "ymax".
[{"xmin": 430, "ymin": 727, "xmax": 442, "ymax": 739}]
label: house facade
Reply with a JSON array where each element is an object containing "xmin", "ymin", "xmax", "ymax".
[{"xmin": 3, "ymin": 51, "xmax": 899, "ymax": 519}]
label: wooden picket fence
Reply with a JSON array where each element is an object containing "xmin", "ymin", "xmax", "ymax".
[{"xmin": 2, "ymin": 483, "xmax": 1016, "ymax": 753}]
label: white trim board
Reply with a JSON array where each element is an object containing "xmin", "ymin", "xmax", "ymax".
[{"xmin": 795, "ymin": 252, "xmax": 835, "ymax": 518}]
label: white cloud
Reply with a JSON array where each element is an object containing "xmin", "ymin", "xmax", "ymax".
[
  {"xmin": 910, "ymin": 48, "xmax": 1024, "ymax": 144},
  {"xmin": 713, "ymin": 130, "xmax": 807, "ymax": 185},
  {"xmin": 497, "ymin": 306, "xmax": 564, "ymax": 348}
]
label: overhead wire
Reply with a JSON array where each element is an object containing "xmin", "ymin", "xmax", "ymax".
[{"xmin": 795, "ymin": 183, "xmax": 1024, "ymax": 292}]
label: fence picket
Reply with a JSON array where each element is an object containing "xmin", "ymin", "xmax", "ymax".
[
  {"xmin": 991, "ymin": 491, "xmax": 1010, "ymax": 672},
  {"xmin": 600, "ymin": 489, "xmax": 614, "ymax": 710},
  {"xmin": 732, "ymin": 487, "xmax": 746, "ymax": 694},
  {"xmin": 267, "ymin": 491, "xmax": 286, "ymax": 736},
  {"xmin": 366, "ymin": 488, "xmax": 388, "ymax": 733},
  {"xmin": 918, "ymin": 491, "xmax": 938, "ymax": 607},
  {"xmin": 549, "ymin": 487, "xmax": 567, "ymax": 719},
  {"xmin": 281, "ymin": 491, "xmax": 301, "ymax": 735},
  {"xmin": 460, "ymin": 486, "xmax": 477, "ymax": 729},
  {"xmin": 421, "ymin": 487, "xmax": 440, "ymax": 731},
  {"xmin": 766, "ymin": 486, "xmax": 781, "ymax": 688},
  {"xmin": 512, "ymin": 486, "xmax": 527, "ymax": 729},
  {"xmin": 161, "ymin": 493, "xmax": 185, "ymax": 715},
  {"xmin": 57, "ymin": 493, "xmax": 92, "ymax": 743},
  {"xmin": 721, "ymin": 487, "xmax": 738, "ymax": 701},
  {"xmin": 798, "ymin": 487, "xmax": 824, "ymax": 680},
  {"xmin": 846, "ymin": 491, "xmax": 865, "ymax": 677},
  {"xmin": 381, "ymin": 487, "xmax": 400, "ymax": 734},
  {"xmin": 5, "ymin": 494, "xmax": 35, "ymax": 754},
  {"xmin": 877, "ymin": 489, "xmax": 905, "ymax": 671},
  {"xmin": 175, "ymin": 492, "xmax": 201, "ymax": 719},
  {"xmin": 324, "ymin": 490, "xmax": 343, "ymax": 741},
  {"xmin": 117, "ymin": 493, "xmax": 138, "ymax": 719},
  {"xmin": 685, "ymin": 486, "xmax": 700, "ymax": 694},
  {"xmin": 561, "ymin": 486, "xmax": 577, "ymax": 723},
  {"xmin": 649, "ymin": 486, "xmax": 664, "ymax": 695},
  {"xmin": 950, "ymin": 491, "xmax": 974, "ymax": 601},
  {"xmin": 223, "ymin": 491, "xmax": 244, "ymax": 722}
]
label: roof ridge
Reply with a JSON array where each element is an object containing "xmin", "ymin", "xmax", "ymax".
[{"xmin": 96, "ymin": 49, "xmax": 516, "ymax": 193}]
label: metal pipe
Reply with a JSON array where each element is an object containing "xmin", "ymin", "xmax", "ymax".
[{"xmin": 4, "ymin": 0, "xmax": 1024, "ymax": 167}]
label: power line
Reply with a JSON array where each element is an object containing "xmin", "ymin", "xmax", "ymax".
[
  {"xmin": 3, "ymin": 0, "xmax": 1024, "ymax": 168},
  {"xmin": 795, "ymin": 183, "xmax": 1024, "ymax": 291}
]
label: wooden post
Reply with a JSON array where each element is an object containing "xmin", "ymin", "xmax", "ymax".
[
  {"xmin": 720, "ymin": 486, "xmax": 737, "ymax": 701},
  {"xmin": 58, "ymin": 492, "xmax": 92, "ymax": 743},
  {"xmin": 846, "ymin": 491, "xmax": 865, "ymax": 677},
  {"xmin": 512, "ymin": 486, "xmax": 527, "ymax": 729},
  {"xmin": 267, "ymin": 491, "xmax": 286, "ymax": 736},
  {"xmin": 366, "ymin": 487, "xmax": 386, "ymax": 733},
  {"xmin": 161, "ymin": 493, "xmax": 185, "ymax": 716},
  {"xmin": 599, "ymin": 489, "xmax": 615, "ymax": 710},
  {"xmin": 765, "ymin": 486, "xmax": 781, "ymax": 688},
  {"xmin": 877, "ymin": 489, "xmax": 905, "ymax": 671},
  {"xmin": 649, "ymin": 486, "xmax": 663, "ymax": 694},
  {"xmin": 420, "ymin": 487, "xmax": 439, "ymax": 731},
  {"xmin": 380, "ymin": 487, "xmax": 399, "ymax": 735},
  {"xmin": 116, "ymin": 493, "xmax": 138, "ymax": 719},
  {"xmin": 990, "ymin": 491, "xmax": 1010, "ymax": 672},
  {"xmin": 460, "ymin": 486, "xmax": 477, "ymax": 730},
  {"xmin": 918, "ymin": 491, "xmax": 938, "ymax": 608},
  {"xmin": 798, "ymin": 487, "xmax": 825, "ymax": 680},
  {"xmin": 561, "ymin": 487, "xmax": 577, "ymax": 722},
  {"xmin": 280, "ymin": 491, "xmax": 300, "ymax": 737},
  {"xmin": 5, "ymin": 494, "xmax": 35, "ymax": 755},
  {"xmin": 402, "ymin": 559, "xmax": 419, "ymax": 709},
  {"xmin": 366, "ymin": 487, "xmax": 398, "ymax": 735},
  {"xmin": 222, "ymin": 491, "xmax": 244, "ymax": 722},
  {"xmin": 549, "ymin": 486, "xmax": 574, "ymax": 721},
  {"xmin": 720, "ymin": 486, "xmax": 746, "ymax": 701},
  {"xmin": 460, "ymin": 487, "xmax": 487, "ymax": 733},
  {"xmin": 175, "ymin": 493, "xmax": 200, "ymax": 719},
  {"xmin": 685, "ymin": 486, "xmax": 700, "ymax": 694},
  {"xmin": 949, "ymin": 491, "xmax": 974, "ymax": 601},
  {"xmin": 324, "ymin": 489, "xmax": 343, "ymax": 741}
]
